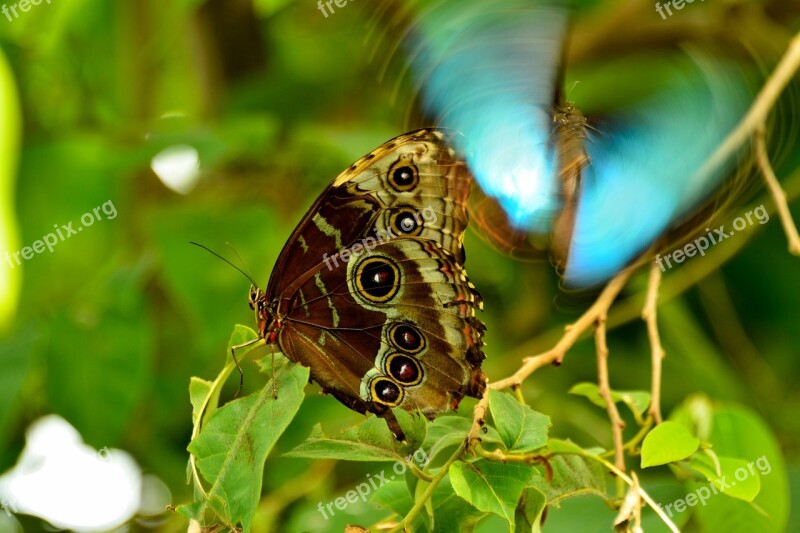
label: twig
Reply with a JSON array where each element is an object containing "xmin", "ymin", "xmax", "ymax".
[
  {"xmin": 595, "ymin": 312, "xmax": 626, "ymax": 474},
  {"xmin": 694, "ymin": 31, "xmax": 800, "ymax": 185},
  {"xmin": 642, "ymin": 262, "xmax": 666, "ymax": 424},
  {"xmin": 468, "ymin": 393, "xmax": 490, "ymax": 452},
  {"xmin": 489, "ymin": 262, "xmax": 639, "ymax": 391},
  {"xmin": 755, "ymin": 124, "xmax": 800, "ymax": 255}
]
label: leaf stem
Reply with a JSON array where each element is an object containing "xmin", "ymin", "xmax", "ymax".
[
  {"xmin": 390, "ymin": 441, "xmax": 466, "ymax": 532},
  {"xmin": 600, "ymin": 416, "xmax": 654, "ymax": 459},
  {"xmin": 407, "ymin": 462, "xmax": 435, "ymax": 483}
]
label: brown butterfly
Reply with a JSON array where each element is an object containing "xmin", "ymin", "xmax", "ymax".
[{"xmin": 247, "ymin": 129, "xmax": 486, "ymax": 440}]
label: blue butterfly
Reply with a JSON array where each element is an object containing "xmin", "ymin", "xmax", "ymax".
[{"xmin": 408, "ymin": 0, "xmax": 751, "ymax": 287}]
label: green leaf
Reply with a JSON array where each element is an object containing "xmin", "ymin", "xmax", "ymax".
[
  {"xmin": 371, "ymin": 479, "xmax": 430, "ymax": 532},
  {"xmin": 430, "ymin": 475, "xmax": 485, "ymax": 533},
  {"xmin": 690, "ymin": 455, "xmax": 761, "ymax": 502},
  {"xmin": 423, "ymin": 416, "xmax": 501, "ymax": 462},
  {"xmin": 284, "ymin": 410, "xmax": 426, "ymax": 462},
  {"xmin": 546, "ymin": 438, "xmax": 586, "ymax": 456},
  {"xmin": 193, "ymin": 326, "xmax": 262, "ymax": 432},
  {"xmin": 228, "ymin": 324, "xmax": 260, "ymax": 365},
  {"xmin": 515, "ymin": 487, "xmax": 546, "ymax": 533},
  {"xmin": 488, "ymin": 390, "xmax": 551, "ymax": 452},
  {"xmin": 189, "ymin": 377, "xmax": 213, "ymax": 425},
  {"xmin": 641, "ymin": 421, "xmax": 700, "ymax": 468},
  {"xmin": 449, "ymin": 460, "xmax": 534, "ymax": 530},
  {"xmin": 0, "ymin": 47, "xmax": 21, "ymax": 331},
  {"xmin": 668, "ymin": 393, "xmax": 714, "ymax": 441},
  {"xmin": 568, "ymin": 382, "xmax": 651, "ymax": 422},
  {"xmin": 371, "ymin": 479, "xmax": 414, "ymax": 518},
  {"xmin": 174, "ymin": 499, "xmax": 204, "ymax": 521},
  {"xmin": 528, "ymin": 454, "xmax": 608, "ymax": 504},
  {"xmin": 692, "ymin": 405, "xmax": 789, "ymax": 532},
  {"xmin": 185, "ymin": 354, "xmax": 308, "ymax": 531}
]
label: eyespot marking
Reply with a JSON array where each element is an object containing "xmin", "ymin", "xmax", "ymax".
[
  {"xmin": 371, "ymin": 377, "xmax": 403, "ymax": 406},
  {"xmin": 389, "ymin": 323, "xmax": 426, "ymax": 354},
  {"xmin": 391, "ymin": 207, "xmax": 423, "ymax": 236},
  {"xmin": 355, "ymin": 257, "xmax": 400, "ymax": 303},
  {"xmin": 386, "ymin": 353, "xmax": 422, "ymax": 386},
  {"xmin": 388, "ymin": 157, "xmax": 419, "ymax": 192}
]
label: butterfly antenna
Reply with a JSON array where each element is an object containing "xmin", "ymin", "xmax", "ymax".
[
  {"xmin": 224, "ymin": 242, "xmax": 258, "ymax": 287},
  {"xmin": 566, "ymin": 80, "xmax": 581, "ymax": 101},
  {"xmin": 230, "ymin": 345, "xmax": 245, "ymax": 399},
  {"xmin": 189, "ymin": 242, "xmax": 260, "ymax": 287}
]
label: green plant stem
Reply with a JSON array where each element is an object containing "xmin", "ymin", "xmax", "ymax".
[
  {"xmin": 625, "ymin": 417, "xmax": 655, "ymax": 456},
  {"xmin": 390, "ymin": 442, "xmax": 466, "ymax": 532},
  {"xmin": 477, "ymin": 446, "xmax": 544, "ymax": 464},
  {"xmin": 512, "ymin": 384, "xmax": 526, "ymax": 405},
  {"xmin": 408, "ymin": 462, "xmax": 435, "ymax": 482}
]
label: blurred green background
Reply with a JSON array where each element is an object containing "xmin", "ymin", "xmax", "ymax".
[{"xmin": 0, "ymin": 0, "xmax": 799, "ymax": 531}]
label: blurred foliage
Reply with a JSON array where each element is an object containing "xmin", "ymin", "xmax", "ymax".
[{"xmin": 0, "ymin": 0, "xmax": 799, "ymax": 531}]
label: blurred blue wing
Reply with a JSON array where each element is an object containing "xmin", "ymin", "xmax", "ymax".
[
  {"xmin": 410, "ymin": 0, "xmax": 751, "ymax": 287},
  {"xmin": 409, "ymin": 0, "xmax": 567, "ymax": 229},
  {"xmin": 564, "ymin": 60, "xmax": 750, "ymax": 286}
]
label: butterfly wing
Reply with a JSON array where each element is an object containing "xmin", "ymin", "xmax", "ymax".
[
  {"xmin": 264, "ymin": 129, "xmax": 484, "ymax": 437},
  {"xmin": 408, "ymin": 0, "xmax": 568, "ymax": 230},
  {"xmin": 563, "ymin": 60, "xmax": 751, "ymax": 286},
  {"xmin": 408, "ymin": 0, "xmax": 753, "ymax": 288},
  {"xmin": 278, "ymin": 239, "xmax": 485, "ymax": 435},
  {"xmin": 266, "ymin": 129, "xmax": 471, "ymax": 299}
]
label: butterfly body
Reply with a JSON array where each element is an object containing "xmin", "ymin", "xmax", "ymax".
[{"xmin": 251, "ymin": 129, "xmax": 486, "ymax": 439}]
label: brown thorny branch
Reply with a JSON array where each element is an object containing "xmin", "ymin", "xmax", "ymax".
[{"xmin": 465, "ymin": 30, "xmax": 800, "ymax": 530}]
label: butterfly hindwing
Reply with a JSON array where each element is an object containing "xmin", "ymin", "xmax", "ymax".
[{"xmin": 280, "ymin": 238, "xmax": 485, "ymax": 430}]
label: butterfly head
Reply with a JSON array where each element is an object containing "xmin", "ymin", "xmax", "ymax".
[{"xmin": 248, "ymin": 286, "xmax": 280, "ymax": 343}]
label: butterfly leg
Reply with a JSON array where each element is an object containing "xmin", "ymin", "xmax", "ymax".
[
  {"xmin": 229, "ymin": 337, "xmax": 266, "ymax": 398},
  {"xmin": 229, "ymin": 346, "xmax": 244, "ymax": 398}
]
